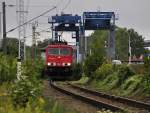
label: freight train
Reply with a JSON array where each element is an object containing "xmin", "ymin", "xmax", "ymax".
[{"xmin": 44, "ymin": 41, "xmax": 76, "ymax": 80}]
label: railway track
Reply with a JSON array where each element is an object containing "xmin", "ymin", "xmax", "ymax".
[
  {"xmin": 50, "ymin": 81, "xmax": 125, "ymax": 112},
  {"xmin": 67, "ymin": 82, "xmax": 150, "ymax": 113}
]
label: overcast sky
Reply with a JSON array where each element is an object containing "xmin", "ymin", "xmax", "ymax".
[{"xmin": 0, "ymin": 0, "xmax": 150, "ymax": 45}]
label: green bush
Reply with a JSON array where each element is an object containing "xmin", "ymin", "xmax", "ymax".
[
  {"xmin": 11, "ymin": 59, "xmax": 44, "ymax": 107},
  {"xmin": 102, "ymin": 72, "xmax": 119, "ymax": 89},
  {"xmin": 116, "ymin": 65, "xmax": 135, "ymax": 86},
  {"xmin": 0, "ymin": 94, "xmax": 75, "ymax": 113},
  {"xmin": 22, "ymin": 58, "xmax": 44, "ymax": 79},
  {"xmin": 1, "ymin": 76, "xmax": 74, "ymax": 113},
  {"xmin": 144, "ymin": 57, "xmax": 150, "ymax": 68},
  {"xmin": 72, "ymin": 63, "xmax": 82, "ymax": 80},
  {"xmin": 142, "ymin": 73, "xmax": 150, "ymax": 94},
  {"xmin": 143, "ymin": 56, "xmax": 150, "ymax": 94},
  {"xmin": 0, "ymin": 53, "xmax": 17, "ymax": 84},
  {"xmin": 87, "ymin": 59, "xmax": 150, "ymax": 97},
  {"xmin": 83, "ymin": 54, "xmax": 104, "ymax": 78},
  {"xmin": 94, "ymin": 63, "xmax": 113, "ymax": 79},
  {"xmin": 122, "ymin": 74, "xmax": 143, "ymax": 95},
  {"xmin": 11, "ymin": 78, "xmax": 42, "ymax": 107}
]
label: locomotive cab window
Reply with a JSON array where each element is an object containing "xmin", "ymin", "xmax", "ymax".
[
  {"xmin": 48, "ymin": 48, "xmax": 59, "ymax": 55},
  {"xmin": 60, "ymin": 48, "xmax": 70, "ymax": 56},
  {"xmin": 48, "ymin": 48, "xmax": 70, "ymax": 56}
]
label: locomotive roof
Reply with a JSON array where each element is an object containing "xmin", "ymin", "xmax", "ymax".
[{"xmin": 47, "ymin": 44, "xmax": 73, "ymax": 48}]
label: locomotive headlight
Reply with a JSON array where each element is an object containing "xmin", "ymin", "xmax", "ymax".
[
  {"xmin": 62, "ymin": 63, "xmax": 71, "ymax": 66},
  {"xmin": 47, "ymin": 62, "xmax": 51, "ymax": 66},
  {"xmin": 67, "ymin": 63, "xmax": 71, "ymax": 66}
]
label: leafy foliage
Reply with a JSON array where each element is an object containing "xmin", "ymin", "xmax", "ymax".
[
  {"xmin": 0, "ymin": 53, "xmax": 17, "ymax": 84},
  {"xmin": 122, "ymin": 74, "xmax": 143, "ymax": 95},
  {"xmin": 83, "ymin": 54, "xmax": 104, "ymax": 78},
  {"xmin": 83, "ymin": 30, "xmax": 107, "ymax": 78},
  {"xmin": 0, "ymin": 93, "xmax": 75, "ymax": 113},
  {"xmin": 90, "ymin": 30, "xmax": 107, "ymax": 57},
  {"xmin": 142, "ymin": 73, "xmax": 150, "ymax": 94},
  {"xmin": 88, "ymin": 27, "xmax": 145, "ymax": 60},
  {"xmin": 116, "ymin": 28, "xmax": 145, "ymax": 60},
  {"xmin": 71, "ymin": 63, "xmax": 82, "ymax": 80},
  {"xmin": 11, "ymin": 59, "xmax": 44, "ymax": 107},
  {"xmin": 143, "ymin": 57, "xmax": 150, "ymax": 94},
  {"xmin": 115, "ymin": 28, "xmax": 129, "ymax": 60},
  {"xmin": 94, "ymin": 63, "xmax": 113, "ymax": 79},
  {"xmin": 0, "ymin": 56, "xmax": 75, "ymax": 113},
  {"xmin": 5, "ymin": 38, "xmax": 18, "ymax": 57},
  {"xmin": 144, "ymin": 56, "xmax": 150, "ymax": 68},
  {"xmin": 116, "ymin": 64, "xmax": 135, "ymax": 86},
  {"xmin": 128, "ymin": 29, "xmax": 145, "ymax": 58},
  {"xmin": 85, "ymin": 63, "xmax": 150, "ymax": 97},
  {"xmin": 82, "ymin": 27, "xmax": 147, "ymax": 98},
  {"xmin": 37, "ymin": 39, "xmax": 53, "ymax": 48}
]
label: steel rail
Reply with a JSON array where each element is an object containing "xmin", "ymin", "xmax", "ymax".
[
  {"xmin": 68, "ymin": 83, "xmax": 150, "ymax": 111},
  {"xmin": 50, "ymin": 82, "xmax": 124, "ymax": 112}
]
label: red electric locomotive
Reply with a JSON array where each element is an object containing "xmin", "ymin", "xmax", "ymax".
[{"xmin": 44, "ymin": 41, "xmax": 76, "ymax": 79}]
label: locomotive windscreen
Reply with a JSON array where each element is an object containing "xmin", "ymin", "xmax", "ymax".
[
  {"xmin": 48, "ymin": 48, "xmax": 71, "ymax": 56},
  {"xmin": 48, "ymin": 48, "xmax": 59, "ymax": 55}
]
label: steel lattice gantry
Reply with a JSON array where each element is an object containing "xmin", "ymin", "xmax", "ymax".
[
  {"xmin": 48, "ymin": 12, "xmax": 116, "ymax": 61},
  {"xmin": 16, "ymin": 0, "xmax": 26, "ymax": 60},
  {"xmin": 83, "ymin": 12, "xmax": 116, "ymax": 60},
  {"xmin": 48, "ymin": 14, "xmax": 81, "ymax": 41}
]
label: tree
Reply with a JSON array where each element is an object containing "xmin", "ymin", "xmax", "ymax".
[
  {"xmin": 88, "ymin": 27, "xmax": 145, "ymax": 61},
  {"xmin": 83, "ymin": 30, "xmax": 107, "ymax": 77},
  {"xmin": 115, "ymin": 27, "xmax": 129, "ymax": 60},
  {"xmin": 5, "ymin": 38, "xmax": 18, "ymax": 57},
  {"xmin": 90, "ymin": 30, "xmax": 107, "ymax": 57},
  {"xmin": 128, "ymin": 29, "xmax": 145, "ymax": 58},
  {"xmin": 37, "ymin": 39, "xmax": 52, "ymax": 48},
  {"xmin": 116, "ymin": 28, "xmax": 145, "ymax": 60}
]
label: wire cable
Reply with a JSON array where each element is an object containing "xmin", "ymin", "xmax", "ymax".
[
  {"xmin": 61, "ymin": 0, "xmax": 71, "ymax": 12},
  {"xmin": 25, "ymin": 28, "xmax": 51, "ymax": 39},
  {"xmin": 7, "ymin": 6, "xmax": 56, "ymax": 34}
]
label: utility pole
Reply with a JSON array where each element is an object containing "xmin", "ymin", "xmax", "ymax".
[
  {"xmin": 16, "ymin": 0, "xmax": 26, "ymax": 80},
  {"xmin": 32, "ymin": 21, "xmax": 38, "ymax": 60},
  {"xmin": 128, "ymin": 32, "xmax": 131, "ymax": 64},
  {"xmin": 51, "ymin": 22, "xmax": 54, "ymax": 42},
  {"xmin": 2, "ymin": 2, "xmax": 7, "ymax": 54},
  {"xmin": 108, "ymin": 14, "xmax": 116, "ymax": 61},
  {"xmin": 32, "ymin": 23, "xmax": 36, "ymax": 60},
  {"xmin": 16, "ymin": 0, "xmax": 26, "ymax": 60}
]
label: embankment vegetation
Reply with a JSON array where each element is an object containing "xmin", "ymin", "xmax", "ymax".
[
  {"xmin": 0, "ymin": 53, "xmax": 75, "ymax": 113},
  {"xmin": 80, "ymin": 27, "xmax": 150, "ymax": 99}
]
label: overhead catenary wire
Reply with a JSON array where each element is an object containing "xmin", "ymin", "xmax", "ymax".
[
  {"xmin": 36, "ymin": 27, "xmax": 51, "ymax": 32},
  {"xmin": 0, "ymin": 4, "xmax": 57, "ymax": 8},
  {"xmin": 61, "ymin": 0, "xmax": 71, "ymax": 12},
  {"xmin": 7, "ymin": 6, "xmax": 56, "ymax": 34},
  {"xmin": 24, "ymin": 28, "xmax": 51, "ymax": 39}
]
